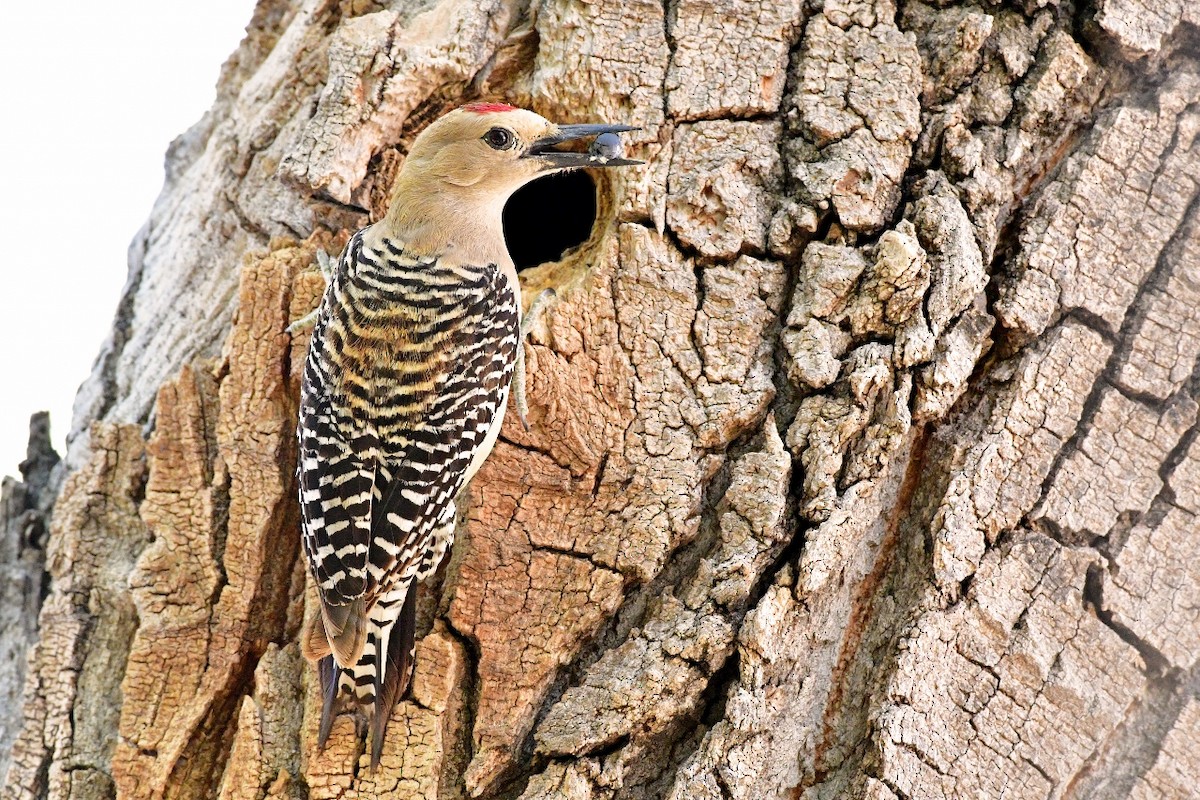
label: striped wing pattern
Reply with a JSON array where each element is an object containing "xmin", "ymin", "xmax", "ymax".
[{"xmin": 297, "ymin": 228, "xmax": 519, "ymax": 759}]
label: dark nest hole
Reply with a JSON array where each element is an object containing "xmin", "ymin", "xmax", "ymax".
[{"xmin": 503, "ymin": 170, "xmax": 598, "ymax": 272}]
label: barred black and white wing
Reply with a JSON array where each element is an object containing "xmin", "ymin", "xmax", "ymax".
[
  {"xmin": 296, "ymin": 231, "xmax": 519, "ymax": 764},
  {"xmin": 298, "ymin": 241, "xmax": 376, "ymax": 664}
]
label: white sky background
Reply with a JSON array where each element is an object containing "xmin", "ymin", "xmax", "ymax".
[{"xmin": 0, "ymin": 1, "xmax": 258, "ymax": 479}]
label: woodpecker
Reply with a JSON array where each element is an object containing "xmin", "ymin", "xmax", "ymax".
[{"xmin": 294, "ymin": 103, "xmax": 640, "ymax": 766}]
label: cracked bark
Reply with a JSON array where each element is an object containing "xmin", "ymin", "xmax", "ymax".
[{"xmin": 3, "ymin": 0, "xmax": 1199, "ymax": 797}]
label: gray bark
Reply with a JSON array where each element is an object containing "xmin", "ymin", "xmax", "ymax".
[{"xmin": 0, "ymin": 413, "xmax": 59, "ymax": 784}]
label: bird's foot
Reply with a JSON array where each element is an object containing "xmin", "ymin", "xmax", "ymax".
[
  {"xmin": 286, "ymin": 308, "xmax": 319, "ymax": 334},
  {"xmin": 521, "ymin": 288, "xmax": 555, "ymax": 337},
  {"xmin": 514, "ymin": 347, "xmax": 530, "ymax": 431},
  {"xmin": 315, "ymin": 249, "xmax": 336, "ymax": 281},
  {"xmin": 286, "ymin": 250, "xmax": 335, "ymax": 334}
]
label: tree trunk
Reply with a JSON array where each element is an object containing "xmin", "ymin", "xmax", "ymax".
[{"xmin": 3, "ymin": 0, "xmax": 1198, "ymax": 797}]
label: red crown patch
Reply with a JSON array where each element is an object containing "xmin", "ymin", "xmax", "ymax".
[{"xmin": 461, "ymin": 102, "xmax": 518, "ymax": 114}]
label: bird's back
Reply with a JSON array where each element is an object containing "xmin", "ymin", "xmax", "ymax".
[{"xmin": 297, "ymin": 226, "xmax": 519, "ymax": 763}]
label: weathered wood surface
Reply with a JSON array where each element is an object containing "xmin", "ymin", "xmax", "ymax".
[
  {"xmin": 0, "ymin": 414, "xmax": 59, "ymax": 786},
  {"xmin": 3, "ymin": 0, "xmax": 1198, "ymax": 797}
]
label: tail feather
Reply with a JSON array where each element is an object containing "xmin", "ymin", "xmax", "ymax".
[
  {"xmin": 316, "ymin": 655, "xmax": 341, "ymax": 749},
  {"xmin": 322, "ymin": 596, "xmax": 368, "ymax": 667},
  {"xmin": 369, "ymin": 584, "xmax": 418, "ymax": 769},
  {"xmin": 302, "ymin": 613, "xmax": 332, "ymax": 662},
  {"xmin": 309, "ymin": 582, "xmax": 420, "ymax": 769}
]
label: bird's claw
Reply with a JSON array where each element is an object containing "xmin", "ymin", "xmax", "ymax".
[
  {"xmin": 316, "ymin": 249, "xmax": 335, "ymax": 281},
  {"xmin": 521, "ymin": 288, "xmax": 556, "ymax": 337},
  {"xmin": 287, "ymin": 310, "xmax": 319, "ymax": 334},
  {"xmin": 513, "ymin": 288, "xmax": 556, "ymax": 431},
  {"xmin": 286, "ymin": 250, "xmax": 335, "ymax": 334},
  {"xmin": 514, "ymin": 346, "xmax": 531, "ymax": 431}
]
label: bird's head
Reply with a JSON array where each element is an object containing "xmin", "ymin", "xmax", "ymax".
[
  {"xmin": 384, "ymin": 104, "xmax": 640, "ymax": 264},
  {"xmin": 402, "ymin": 103, "xmax": 640, "ymax": 192}
]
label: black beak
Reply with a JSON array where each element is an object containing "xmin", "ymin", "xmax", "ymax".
[{"xmin": 524, "ymin": 123, "xmax": 644, "ymax": 169}]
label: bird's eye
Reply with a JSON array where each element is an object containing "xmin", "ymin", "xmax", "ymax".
[{"xmin": 483, "ymin": 127, "xmax": 516, "ymax": 150}]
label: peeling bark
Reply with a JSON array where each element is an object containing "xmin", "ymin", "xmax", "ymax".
[{"xmin": 3, "ymin": 0, "xmax": 1199, "ymax": 798}]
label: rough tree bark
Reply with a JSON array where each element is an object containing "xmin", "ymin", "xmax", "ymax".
[{"xmin": 2, "ymin": 0, "xmax": 1198, "ymax": 797}]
